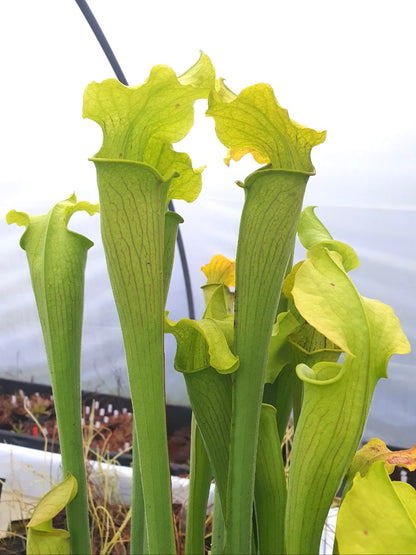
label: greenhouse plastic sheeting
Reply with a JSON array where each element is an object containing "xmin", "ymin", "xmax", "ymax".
[
  {"xmin": 0, "ymin": 1, "xmax": 414, "ymax": 449},
  {"xmin": 1, "ymin": 188, "xmax": 415, "ymax": 448}
]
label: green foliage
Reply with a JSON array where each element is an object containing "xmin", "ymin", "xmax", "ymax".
[
  {"xmin": 7, "ymin": 195, "xmax": 97, "ymax": 555},
  {"xmin": 336, "ymin": 462, "xmax": 416, "ymax": 554},
  {"xmin": 26, "ymin": 473, "xmax": 78, "ymax": 555},
  {"xmin": 284, "ymin": 207, "xmax": 410, "ymax": 554},
  {"xmin": 348, "ymin": 438, "xmax": 416, "ymax": 482},
  {"xmin": 207, "ymin": 80, "xmax": 326, "ymax": 172},
  {"xmin": 165, "ymin": 284, "xmax": 238, "ymax": 375},
  {"xmin": 8, "ymin": 54, "xmax": 412, "ymax": 555},
  {"xmin": 207, "ymin": 74, "xmax": 326, "ymax": 553},
  {"xmin": 254, "ymin": 404, "xmax": 287, "ymax": 554},
  {"xmin": 82, "ymin": 53, "xmax": 217, "ymax": 555},
  {"xmin": 83, "ymin": 51, "xmax": 214, "ymax": 203}
]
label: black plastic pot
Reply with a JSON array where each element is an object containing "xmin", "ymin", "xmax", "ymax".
[{"xmin": 0, "ymin": 378, "xmax": 191, "ymax": 475}]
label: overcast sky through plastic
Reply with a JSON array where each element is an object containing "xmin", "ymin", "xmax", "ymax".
[{"xmin": 1, "ymin": 0, "xmax": 415, "ymax": 213}]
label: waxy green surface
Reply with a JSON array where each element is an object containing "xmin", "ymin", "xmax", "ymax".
[
  {"xmin": 7, "ymin": 195, "xmax": 97, "ymax": 555},
  {"xmin": 284, "ymin": 208, "xmax": 410, "ymax": 554},
  {"xmin": 83, "ymin": 53, "xmax": 215, "ymax": 554},
  {"xmin": 26, "ymin": 473, "xmax": 78, "ymax": 555},
  {"xmin": 336, "ymin": 461, "xmax": 416, "ymax": 554},
  {"xmin": 167, "ymin": 283, "xmax": 234, "ymax": 513},
  {"xmin": 208, "ymin": 80, "xmax": 326, "ymax": 554}
]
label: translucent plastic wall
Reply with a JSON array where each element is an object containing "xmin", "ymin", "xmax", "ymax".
[{"xmin": 0, "ymin": 1, "xmax": 414, "ymax": 447}]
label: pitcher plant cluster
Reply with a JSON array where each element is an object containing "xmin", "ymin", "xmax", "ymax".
[{"xmin": 7, "ymin": 53, "xmax": 413, "ymax": 554}]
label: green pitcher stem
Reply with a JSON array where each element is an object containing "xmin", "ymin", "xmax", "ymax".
[
  {"xmin": 45, "ymin": 295, "xmax": 91, "ymax": 555},
  {"xmin": 93, "ymin": 159, "xmax": 175, "ymax": 554},
  {"xmin": 285, "ymin": 364, "xmax": 372, "ymax": 554},
  {"xmin": 164, "ymin": 211, "xmax": 184, "ymax": 302},
  {"xmin": 7, "ymin": 197, "xmax": 97, "ymax": 555},
  {"xmin": 185, "ymin": 416, "xmax": 213, "ymax": 555},
  {"xmin": 211, "ymin": 486, "xmax": 225, "ymax": 555},
  {"xmin": 254, "ymin": 404, "xmax": 287, "ymax": 555},
  {"xmin": 226, "ymin": 169, "xmax": 309, "ymax": 554},
  {"xmin": 54, "ymin": 385, "xmax": 91, "ymax": 554},
  {"xmin": 283, "ymin": 218, "xmax": 410, "ymax": 553},
  {"xmin": 185, "ymin": 369, "xmax": 232, "ymax": 513},
  {"xmin": 130, "ymin": 422, "xmax": 148, "ymax": 554}
]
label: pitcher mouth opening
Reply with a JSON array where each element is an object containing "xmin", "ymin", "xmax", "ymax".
[{"xmin": 239, "ymin": 165, "xmax": 314, "ymax": 189}]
